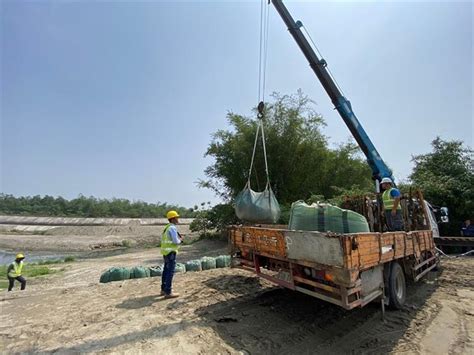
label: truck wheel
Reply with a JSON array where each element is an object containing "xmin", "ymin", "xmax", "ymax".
[{"xmin": 388, "ymin": 262, "xmax": 406, "ymax": 310}]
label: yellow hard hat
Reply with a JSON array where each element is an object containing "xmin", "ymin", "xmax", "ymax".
[
  {"xmin": 16, "ymin": 253, "xmax": 25, "ymax": 259},
  {"xmin": 166, "ymin": 210, "xmax": 180, "ymax": 220}
]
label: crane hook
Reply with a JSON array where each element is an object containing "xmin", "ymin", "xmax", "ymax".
[{"xmin": 257, "ymin": 101, "xmax": 265, "ymax": 119}]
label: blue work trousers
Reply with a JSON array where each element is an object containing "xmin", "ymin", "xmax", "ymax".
[
  {"xmin": 385, "ymin": 210, "xmax": 404, "ymax": 231},
  {"xmin": 161, "ymin": 252, "xmax": 176, "ymax": 295}
]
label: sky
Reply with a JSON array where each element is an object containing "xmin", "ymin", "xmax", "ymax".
[{"xmin": 1, "ymin": 0, "xmax": 472, "ymax": 207}]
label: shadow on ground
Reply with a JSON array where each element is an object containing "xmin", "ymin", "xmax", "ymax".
[
  {"xmin": 30, "ymin": 268, "xmax": 441, "ymax": 354},
  {"xmin": 192, "ymin": 271, "xmax": 441, "ymax": 354}
]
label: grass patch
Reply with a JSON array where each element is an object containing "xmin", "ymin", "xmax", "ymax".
[
  {"xmin": 35, "ymin": 256, "xmax": 76, "ymax": 265},
  {"xmin": 122, "ymin": 240, "xmax": 132, "ymax": 248},
  {"xmin": 37, "ymin": 259, "xmax": 63, "ymax": 265}
]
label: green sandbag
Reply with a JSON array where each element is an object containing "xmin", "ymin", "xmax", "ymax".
[
  {"xmin": 130, "ymin": 266, "xmax": 150, "ymax": 279},
  {"xmin": 288, "ymin": 201, "xmax": 370, "ymax": 234},
  {"xmin": 99, "ymin": 267, "xmax": 131, "ymax": 283},
  {"xmin": 149, "ymin": 266, "xmax": 163, "ymax": 277},
  {"xmin": 234, "ymin": 185, "xmax": 281, "ymax": 224},
  {"xmin": 201, "ymin": 256, "xmax": 217, "ymax": 270},
  {"xmin": 99, "ymin": 271, "xmax": 111, "ymax": 283},
  {"xmin": 175, "ymin": 263, "xmax": 186, "ymax": 273},
  {"xmin": 185, "ymin": 260, "xmax": 202, "ymax": 272},
  {"xmin": 215, "ymin": 255, "xmax": 231, "ymax": 268}
]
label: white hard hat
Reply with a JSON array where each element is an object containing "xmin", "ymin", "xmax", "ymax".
[{"xmin": 381, "ymin": 177, "xmax": 393, "ymax": 184}]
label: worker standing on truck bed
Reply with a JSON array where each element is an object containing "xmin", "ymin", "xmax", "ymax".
[
  {"xmin": 7, "ymin": 253, "xmax": 26, "ymax": 292},
  {"xmin": 160, "ymin": 211, "xmax": 183, "ymax": 299},
  {"xmin": 381, "ymin": 177, "xmax": 404, "ymax": 231}
]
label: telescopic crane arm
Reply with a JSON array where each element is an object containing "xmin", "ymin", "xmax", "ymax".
[{"xmin": 271, "ymin": 0, "xmax": 394, "ymax": 186}]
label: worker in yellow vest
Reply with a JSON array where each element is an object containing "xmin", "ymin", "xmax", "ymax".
[
  {"xmin": 161, "ymin": 211, "xmax": 183, "ymax": 299},
  {"xmin": 7, "ymin": 253, "xmax": 26, "ymax": 292},
  {"xmin": 381, "ymin": 177, "xmax": 404, "ymax": 231}
]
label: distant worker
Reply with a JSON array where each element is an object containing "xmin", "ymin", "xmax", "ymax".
[
  {"xmin": 381, "ymin": 177, "xmax": 404, "ymax": 231},
  {"xmin": 461, "ymin": 219, "xmax": 474, "ymax": 237},
  {"xmin": 161, "ymin": 210, "xmax": 184, "ymax": 299},
  {"xmin": 7, "ymin": 253, "xmax": 26, "ymax": 292}
]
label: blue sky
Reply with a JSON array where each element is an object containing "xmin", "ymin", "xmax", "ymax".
[{"xmin": 1, "ymin": 0, "xmax": 472, "ymax": 207}]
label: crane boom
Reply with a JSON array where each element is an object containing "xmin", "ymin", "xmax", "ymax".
[{"xmin": 271, "ymin": 0, "xmax": 394, "ymax": 184}]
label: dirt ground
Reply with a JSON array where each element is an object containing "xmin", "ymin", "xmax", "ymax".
[{"xmin": 1, "ymin": 239, "xmax": 473, "ymax": 354}]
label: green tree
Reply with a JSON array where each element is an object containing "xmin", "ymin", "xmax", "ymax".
[
  {"xmin": 200, "ymin": 91, "xmax": 372, "ymax": 204},
  {"xmin": 409, "ymin": 137, "xmax": 473, "ymax": 234}
]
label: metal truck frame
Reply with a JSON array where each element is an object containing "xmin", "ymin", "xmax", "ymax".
[{"xmin": 229, "ymin": 221, "xmax": 438, "ymax": 310}]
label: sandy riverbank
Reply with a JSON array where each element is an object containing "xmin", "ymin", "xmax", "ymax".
[{"xmin": 0, "ymin": 238, "xmax": 472, "ymax": 354}]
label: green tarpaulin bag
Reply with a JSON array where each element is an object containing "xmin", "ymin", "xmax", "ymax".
[
  {"xmin": 288, "ymin": 201, "xmax": 370, "ymax": 234},
  {"xmin": 149, "ymin": 266, "xmax": 163, "ymax": 277},
  {"xmin": 175, "ymin": 263, "xmax": 186, "ymax": 273},
  {"xmin": 235, "ymin": 184, "xmax": 281, "ymax": 224},
  {"xmin": 215, "ymin": 255, "xmax": 231, "ymax": 268},
  {"xmin": 130, "ymin": 266, "xmax": 150, "ymax": 279},
  {"xmin": 201, "ymin": 256, "xmax": 217, "ymax": 270},
  {"xmin": 99, "ymin": 267, "xmax": 131, "ymax": 283},
  {"xmin": 235, "ymin": 117, "xmax": 280, "ymax": 224},
  {"xmin": 185, "ymin": 260, "xmax": 202, "ymax": 272}
]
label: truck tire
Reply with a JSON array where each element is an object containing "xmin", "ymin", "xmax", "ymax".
[{"xmin": 388, "ymin": 262, "xmax": 406, "ymax": 310}]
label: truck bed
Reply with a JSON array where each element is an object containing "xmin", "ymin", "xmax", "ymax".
[{"xmin": 229, "ymin": 225, "xmax": 435, "ymax": 288}]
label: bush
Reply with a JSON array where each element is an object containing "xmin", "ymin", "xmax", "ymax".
[
  {"xmin": 64, "ymin": 256, "xmax": 76, "ymax": 263},
  {"xmin": 190, "ymin": 204, "xmax": 239, "ymax": 237}
]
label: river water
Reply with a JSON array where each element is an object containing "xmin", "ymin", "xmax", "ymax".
[
  {"xmin": 0, "ymin": 250, "xmax": 71, "ymax": 265},
  {"xmin": 0, "ymin": 247, "xmax": 135, "ymax": 265}
]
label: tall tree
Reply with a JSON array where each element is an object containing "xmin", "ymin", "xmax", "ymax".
[
  {"xmin": 200, "ymin": 91, "xmax": 372, "ymax": 204},
  {"xmin": 409, "ymin": 137, "xmax": 473, "ymax": 233}
]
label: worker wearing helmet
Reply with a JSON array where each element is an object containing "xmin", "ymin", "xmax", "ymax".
[
  {"xmin": 160, "ymin": 210, "xmax": 184, "ymax": 298},
  {"xmin": 380, "ymin": 177, "xmax": 404, "ymax": 231},
  {"xmin": 7, "ymin": 253, "xmax": 26, "ymax": 292}
]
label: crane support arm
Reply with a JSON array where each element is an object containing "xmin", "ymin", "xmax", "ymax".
[{"xmin": 271, "ymin": 0, "xmax": 394, "ymax": 183}]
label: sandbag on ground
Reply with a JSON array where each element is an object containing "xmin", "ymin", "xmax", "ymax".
[
  {"xmin": 99, "ymin": 267, "xmax": 131, "ymax": 283},
  {"xmin": 175, "ymin": 263, "xmax": 186, "ymax": 273},
  {"xmin": 215, "ymin": 255, "xmax": 231, "ymax": 268},
  {"xmin": 185, "ymin": 260, "xmax": 202, "ymax": 272},
  {"xmin": 130, "ymin": 266, "xmax": 150, "ymax": 279},
  {"xmin": 201, "ymin": 256, "xmax": 217, "ymax": 270},
  {"xmin": 149, "ymin": 266, "xmax": 163, "ymax": 277}
]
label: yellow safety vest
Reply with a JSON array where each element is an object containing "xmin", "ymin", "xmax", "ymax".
[
  {"xmin": 382, "ymin": 188, "xmax": 402, "ymax": 211},
  {"xmin": 8, "ymin": 261, "xmax": 23, "ymax": 278},
  {"xmin": 161, "ymin": 224, "xmax": 179, "ymax": 256}
]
